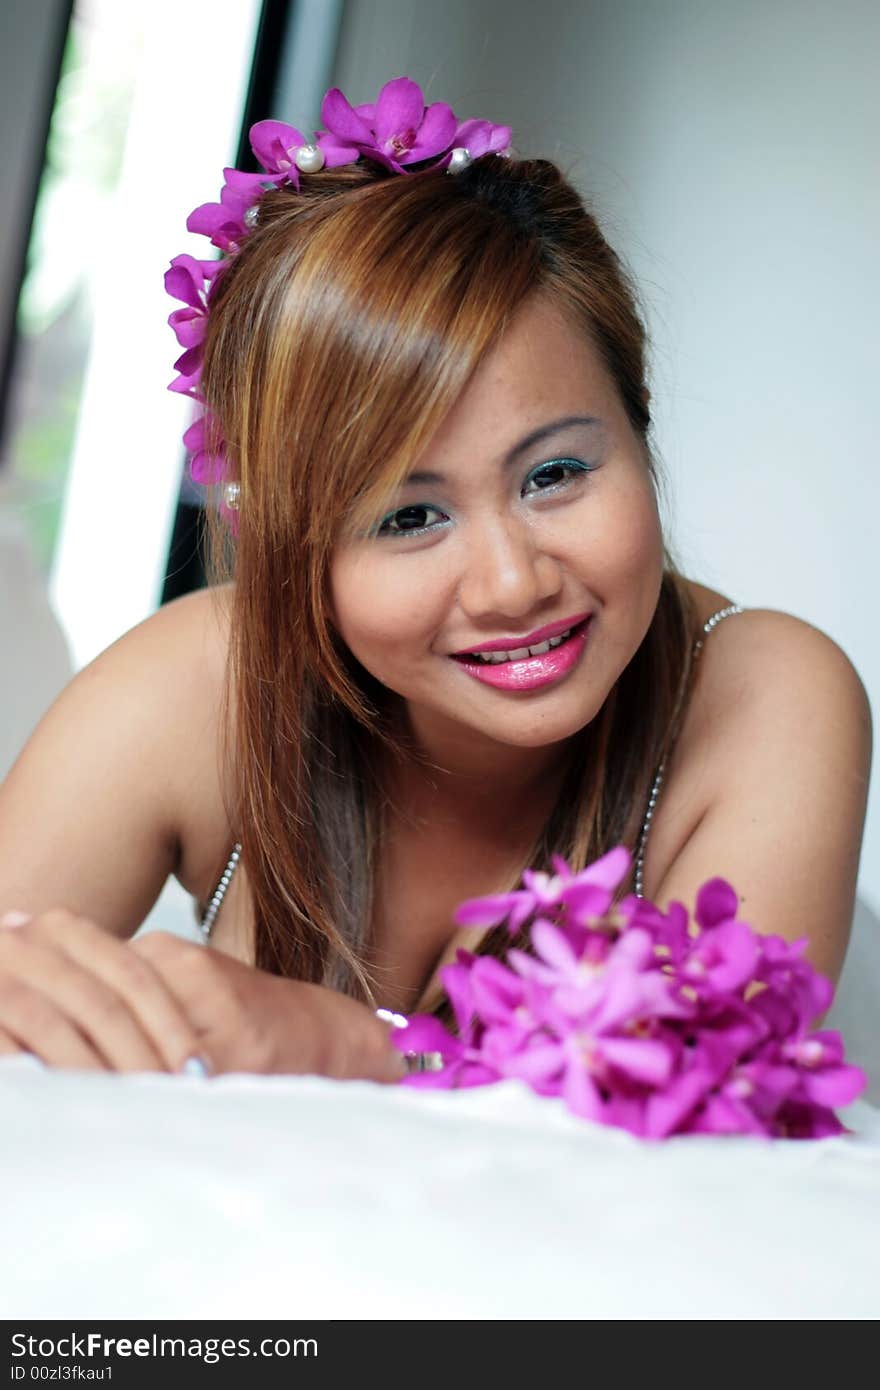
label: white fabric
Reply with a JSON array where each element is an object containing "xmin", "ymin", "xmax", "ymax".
[{"xmin": 2, "ymin": 1053, "xmax": 878, "ymax": 1320}]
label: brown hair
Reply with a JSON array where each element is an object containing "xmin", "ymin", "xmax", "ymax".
[{"xmin": 198, "ymin": 154, "xmax": 702, "ymax": 1022}]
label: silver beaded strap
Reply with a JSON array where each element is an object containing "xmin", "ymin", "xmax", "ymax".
[
  {"xmin": 198, "ymin": 842, "xmax": 242, "ymax": 943},
  {"xmin": 632, "ymin": 603, "xmax": 743, "ymax": 899}
]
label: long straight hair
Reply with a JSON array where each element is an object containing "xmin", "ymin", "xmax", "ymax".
[{"xmin": 198, "ymin": 155, "xmax": 702, "ymax": 1017}]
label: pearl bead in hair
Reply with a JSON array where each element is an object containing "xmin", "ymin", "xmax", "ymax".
[
  {"xmin": 447, "ymin": 146, "xmax": 473, "ymax": 173},
  {"xmin": 294, "ymin": 143, "xmax": 326, "ymax": 174},
  {"xmin": 224, "ymin": 481, "xmax": 241, "ymax": 510}
]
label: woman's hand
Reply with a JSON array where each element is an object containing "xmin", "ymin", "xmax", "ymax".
[
  {"xmin": 131, "ymin": 930, "xmax": 406, "ymax": 1084},
  {"xmin": 0, "ymin": 912, "xmax": 404, "ymax": 1082},
  {"xmin": 0, "ymin": 909, "xmax": 207, "ymax": 1073}
]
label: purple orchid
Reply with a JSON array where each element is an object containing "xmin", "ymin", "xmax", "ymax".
[
  {"xmin": 320, "ymin": 76, "xmax": 510, "ymax": 175},
  {"xmin": 452, "ymin": 118, "xmax": 513, "ymax": 159},
  {"xmin": 164, "ymin": 253, "xmax": 224, "ymax": 388},
  {"xmin": 182, "ymin": 414, "xmax": 227, "ymax": 486},
  {"xmin": 453, "ymin": 844, "xmax": 632, "ymax": 936},
  {"xmin": 186, "ymin": 177, "xmax": 254, "ymax": 255},
  {"xmin": 393, "ymin": 844, "xmax": 866, "ymax": 1140},
  {"xmin": 248, "ymin": 119, "xmax": 359, "ymax": 185}
]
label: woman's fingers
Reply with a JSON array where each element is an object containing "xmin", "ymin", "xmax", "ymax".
[
  {"xmin": 0, "ymin": 1023, "xmax": 36, "ymax": 1059},
  {"xmin": 0, "ymin": 948, "xmax": 111, "ymax": 1069},
  {"xmin": 40, "ymin": 917, "xmax": 206, "ymax": 1072},
  {"xmin": 0, "ymin": 913, "xmax": 206, "ymax": 1074},
  {"xmin": 132, "ymin": 931, "xmax": 257, "ymax": 1073}
]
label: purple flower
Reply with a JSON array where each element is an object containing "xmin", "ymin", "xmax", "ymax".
[
  {"xmin": 248, "ymin": 120, "xmax": 358, "ymax": 186},
  {"xmin": 186, "ymin": 177, "xmax": 255, "ymax": 254},
  {"xmin": 182, "ymin": 414, "xmax": 227, "ymax": 486},
  {"xmin": 396, "ymin": 845, "xmax": 865, "ymax": 1141},
  {"xmin": 164, "ymin": 254, "xmax": 223, "ymax": 387},
  {"xmin": 320, "ymin": 76, "xmax": 510, "ymax": 175},
  {"xmin": 454, "ymin": 845, "xmax": 631, "ymax": 935},
  {"xmin": 451, "ymin": 117, "xmax": 513, "ymax": 159},
  {"xmin": 680, "ymin": 919, "xmax": 761, "ymax": 995},
  {"xmin": 165, "ymin": 254, "xmax": 213, "ymax": 350},
  {"xmin": 497, "ymin": 1008, "xmax": 675, "ymax": 1133},
  {"xmin": 694, "ymin": 875, "xmax": 740, "ymax": 929},
  {"xmin": 754, "ymin": 933, "xmax": 835, "ymax": 1032},
  {"xmin": 321, "ymin": 76, "xmax": 458, "ymax": 174}
]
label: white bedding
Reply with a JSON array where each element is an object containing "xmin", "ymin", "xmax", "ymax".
[{"xmin": 2, "ymin": 1053, "xmax": 878, "ymax": 1320}]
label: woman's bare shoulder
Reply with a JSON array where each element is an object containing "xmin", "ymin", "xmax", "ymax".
[
  {"xmin": 681, "ymin": 579, "xmax": 870, "ymax": 739},
  {"xmin": 0, "ymin": 582, "xmax": 236, "ymax": 935},
  {"xmin": 641, "ymin": 578, "xmax": 871, "ymax": 904},
  {"xmin": 652, "ymin": 581, "xmax": 872, "ymax": 980},
  {"xmin": 146, "ymin": 581, "xmax": 233, "ymax": 676}
]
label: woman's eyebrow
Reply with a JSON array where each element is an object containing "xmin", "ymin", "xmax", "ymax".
[{"xmin": 404, "ymin": 414, "xmax": 603, "ymax": 486}]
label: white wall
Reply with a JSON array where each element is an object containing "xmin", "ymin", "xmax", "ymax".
[{"xmin": 334, "ymin": 0, "xmax": 880, "ymax": 912}]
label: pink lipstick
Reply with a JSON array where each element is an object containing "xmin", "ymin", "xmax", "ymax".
[{"xmin": 450, "ymin": 616, "xmax": 592, "ymax": 692}]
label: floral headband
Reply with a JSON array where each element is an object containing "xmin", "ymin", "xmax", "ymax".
[{"xmin": 164, "ymin": 76, "xmax": 512, "ymax": 527}]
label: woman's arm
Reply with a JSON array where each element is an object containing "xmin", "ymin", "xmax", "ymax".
[
  {"xmin": 0, "ymin": 591, "xmax": 228, "ymax": 1071},
  {"xmin": 652, "ymin": 610, "xmax": 873, "ymax": 986},
  {"xmin": 0, "ymin": 588, "xmax": 404, "ymax": 1080},
  {"xmin": 0, "ymin": 589, "xmax": 218, "ymax": 934}
]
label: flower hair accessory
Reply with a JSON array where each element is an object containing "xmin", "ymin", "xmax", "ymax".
[{"xmin": 164, "ymin": 76, "xmax": 512, "ymax": 530}]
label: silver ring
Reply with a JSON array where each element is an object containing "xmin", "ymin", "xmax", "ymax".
[{"xmin": 376, "ymin": 1009, "xmax": 444, "ymax": 1073}]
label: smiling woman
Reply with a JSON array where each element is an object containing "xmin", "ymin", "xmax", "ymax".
[{"xmin": 0, "ymin": 77, "xmax": 871, "ymax": 1076}]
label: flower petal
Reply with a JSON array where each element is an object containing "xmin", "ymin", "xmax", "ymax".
[
  {"xmin": 501, "ymin": 1041, "xmax": 565, "ymax": 1085},
  {"xmin": 561, "ymin": 1062, "xmax": 604, "ymax": 1121},
  {"xmin": 407, "ymin": 101, "xmax": 457, "ymax": 159},
  {"xmin": 453, "ymin": 892, "xmax": 522, "ymax": 928},
  {"xmin": 695, "ymin": 876, "xmax": 739, "ymax": 929},
  {"xmin": 796, "ymin": 1064, "xmax": 866, "ymax": 1109},
  {"xmin": 598, "ymin": 1036, "xmax": 673, "ymax": 1087},
  {"xmin": 321, "ymin": 87, "xmax": 375, "ymax": 145},
  {"xmin": 373, "ymin": 76, "xmax": 426, "ymax": 145},
  {"xmin": 531, "ymin": 918, "xmax": 580, "ymax": 975},
  {"xmin": 164, "ymin": 255, "xmax": 206, "ymax": 307},
  {"xmin": 249, "ymin": 120, "xmax": 306, "ymax": 172},
  {"xmin": 389, "ymin": 1013, "xmax": 461, "ymax": 1060}
]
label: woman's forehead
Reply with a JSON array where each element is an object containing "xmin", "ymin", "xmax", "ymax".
[{"xmin": 414, "ymin": 301, "xmax": 614, "ymax": 461}]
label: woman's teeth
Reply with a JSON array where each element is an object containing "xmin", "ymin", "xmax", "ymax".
[{"xmin": 465, "ymin": 627, "xmax": 573, "ymax": 665}]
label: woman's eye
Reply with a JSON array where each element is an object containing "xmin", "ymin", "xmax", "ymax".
[
  {"xmin": 373, "ymin": 460, "xmax": 593, "ymax": 540},
  {"xmin": 375, "ymin": 504, "xmax": 447, "ymax": 538},
  {"xmin": 522, "ymin": 458, "xmax": 594, "ymax": 494}
]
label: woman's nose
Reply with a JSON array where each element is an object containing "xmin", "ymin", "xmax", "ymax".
[{"xmin": 457, "ymin": 514, "xmax": 561, "ymax": 619}]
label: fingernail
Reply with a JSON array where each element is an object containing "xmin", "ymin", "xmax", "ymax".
[
  {"xmin": 375, "ymin": 1008, "xmax": 409, "ymax": 1029},
  {"xmin": 180, "ymin": 1054, "xmax": 211, "ymax": 1078},
  {"xmin": 0, "ymin": 910, "xmax": 31, "ymax": 928}
]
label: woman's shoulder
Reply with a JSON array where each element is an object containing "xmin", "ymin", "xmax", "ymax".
[
  {"xmin": 144, "ymin": 583, "xmax": 241, "ymax": 898},
  {"xmin": 651, "ymin": 578, "xmax": 872, "ymax": 981},
  {"xmin": 147, "ymin": 580, "xmax": 233, "ymax": 670},
  {"xmin": 0, "ymin": 581, "xmax": 236, "ymax": 936},
  {"xmin": 681, "ymin": 577, "xmax": 870, "ymax": 738}
]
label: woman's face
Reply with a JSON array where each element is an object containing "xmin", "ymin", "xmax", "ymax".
[{"xmin": 328, "ymin": 293, "xmax": 664, "ymax": 779}]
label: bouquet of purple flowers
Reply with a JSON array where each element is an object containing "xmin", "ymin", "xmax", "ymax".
[{"xmin": 390, "ymin": 846, "xmax": 865, "ymax": 1139}]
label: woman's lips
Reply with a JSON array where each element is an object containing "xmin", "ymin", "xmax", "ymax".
[{"xmin": 449, "ymin": 617, "xmax": 592, "ymax": 692}]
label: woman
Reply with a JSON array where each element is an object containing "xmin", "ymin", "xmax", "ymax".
[{"xmin": 0, "ymin": 79, "xmax": 871, "ymax": 1082}]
